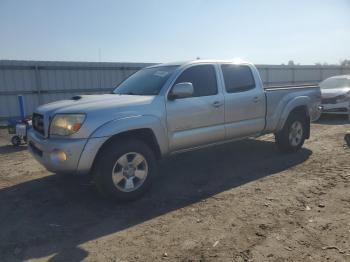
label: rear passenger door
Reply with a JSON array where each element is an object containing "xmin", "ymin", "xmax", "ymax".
[
  {"xmin": 166, "ymin": 64, "xmax": 225, "ymax": 152},
  {"xmin": 220, "ymin": 64, "xmax": 266, "ymax": 139}
]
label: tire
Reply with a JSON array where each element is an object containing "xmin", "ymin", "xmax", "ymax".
[
  {"xmin": 11, "ymin": 136, "xmax": 21, "ymax": 146},
  {"xmin": 93, "ymin": 139, "xmax": 157, "ymax": 201},
  {"xmin": 275, "ymin": 113, "xmax": 307, "ymax": 152}
]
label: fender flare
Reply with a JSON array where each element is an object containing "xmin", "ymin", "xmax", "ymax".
[
  {"xmin": 90, "ymin": 115, "xmax": 169, "ymax": 155},
  {"xmin": 276, "ymin": 96, "xmax": 310, "ymax": 132}
]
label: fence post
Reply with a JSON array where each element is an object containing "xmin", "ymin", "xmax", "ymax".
[
  {"xmin": 340, "ymin": 66, "xmax": 344, "ymax": 75},
  {"xmin": 266, "ymin": 67, "xmax": 270, "ymax": 86},
  {"xmin": 17, "ymin": 95, "xmax": 26, "ymax": 119},
  {"xmin": 34, "ymin": 65, "xmax": 42, "ymax": 104}
]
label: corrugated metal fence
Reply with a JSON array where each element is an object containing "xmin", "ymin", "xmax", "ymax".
[
  {"xmin": 0, "ymin": 60, "xmax": 154, "ymax": 120},
  {"xmin": 1, "ymin": 60, "xmax": 350, "ymax": 120}
]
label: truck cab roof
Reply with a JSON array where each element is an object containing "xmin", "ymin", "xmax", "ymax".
[{"xmin": 147, "ymin": 59, "xmax": 253, "ymax": 68}]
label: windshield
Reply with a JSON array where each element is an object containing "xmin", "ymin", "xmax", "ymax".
[
  {"xmin": 113, "ymin": 66, "xmax": 179, "ymax": 95},
  {"xmin": 320, "ymin": 78, "xmax": 350, "ymax": 89}
]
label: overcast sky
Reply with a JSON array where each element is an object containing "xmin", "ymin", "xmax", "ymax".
[{"xmin": 0, "ymin": 0, "xmax": 349, "ymax": 64}]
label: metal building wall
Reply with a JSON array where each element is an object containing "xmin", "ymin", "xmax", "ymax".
[
  {"xmin": 1, "ymin": 60, "xmax": 350, "ymax": 120},
  {"xmin": 0, "ymin": 60, "xmax": 154, "ymax": 120},
  {"xmin": 257, "ymin": 65, "xmax": 350, "ymax": 86}
]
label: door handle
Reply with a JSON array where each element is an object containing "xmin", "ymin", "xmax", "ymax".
[
  {"xmin": 252, "ymin": 97, "xmax": 260, "ymax": 103},
  {"xmin": 212, "ymin": 101, "xmax": 223, "ymax": 108}
]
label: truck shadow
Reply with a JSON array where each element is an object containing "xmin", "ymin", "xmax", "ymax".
[
  {"xmin": 314, "ymin": 114, "xmax": 350, "ymax": 125},
  {"xmin": 0, "ymin": 138, "xmax": 312, "ymax": 261},
  {"xmin": 0, "ymin": 144, "xmax": 28, "ymax": 155}
]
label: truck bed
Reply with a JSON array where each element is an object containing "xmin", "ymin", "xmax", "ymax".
[{"xmin": 263, "ymin": 83, "xmax": 321, "ymax": 133}]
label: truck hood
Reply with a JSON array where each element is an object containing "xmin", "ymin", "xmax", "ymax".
[
  {"xmin": 321, "ymin": 87, "xmax": 350, "ymax": 98},
  {"xmin": 36, "ymin": 94, "xmax": 155, "ymax": 116},
  {"xmin": 33, "ymin": 94, "xmax": 162, "ymax": 139}
]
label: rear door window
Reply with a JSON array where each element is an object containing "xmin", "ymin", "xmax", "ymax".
[{"xmin": 221, "ymin": 64, "xmax": 255, "ymax": 93}]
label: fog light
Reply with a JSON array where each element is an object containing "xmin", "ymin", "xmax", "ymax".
[{"xmin": 50, "ymin": 149, "xmax": 67, "ymax": 163}]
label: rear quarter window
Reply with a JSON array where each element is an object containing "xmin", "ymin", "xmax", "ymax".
[{"xmin": 221, "ymin": 64, "xmax": 255, "ymax": 93}]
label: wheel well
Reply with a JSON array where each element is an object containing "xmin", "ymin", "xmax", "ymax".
[
  {"xmin": 91, "ymin": 129, "xmax": 162, "ymax": 173},
  {"xmin": 289, "ymin": 106, "xmax": 310, "ymax": 139}
]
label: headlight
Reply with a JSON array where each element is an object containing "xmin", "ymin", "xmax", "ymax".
[{"xmin": 50, "ymin": 114, "xmax": 85, "ymax": 136}]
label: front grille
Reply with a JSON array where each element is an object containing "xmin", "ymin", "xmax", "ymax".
[
  {"xmin": 32, "ymin": 113, "xmax": 45, "ymax": 136},
  {"xmin": 321, "ymin": 97, "xmax": 337, "ymax": 104},
  {"xmin": 323, "ymin": 107, "xmax": 348, "ymax": 113}
]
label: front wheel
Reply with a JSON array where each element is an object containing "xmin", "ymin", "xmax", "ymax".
[
  {"xmin": 275, "ymin": 113, "xmax": 307, "ymax": 152},
  {"xmin": 11, "ymin": 136, "xmax": 21, "ymax": 146},
  {"xmin": 93, "ymin": 139, "xmax": 157, "ymax": 201}
]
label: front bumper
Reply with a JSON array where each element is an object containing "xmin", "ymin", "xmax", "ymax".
[
  {"xmin": 322, "ymin": 101, "xmax": 350, "ymax": 115},
  {"xmin": 27, "ymin": 129, "xmax": 107, "ymax": 174},
  {"xmin": 28, "ymin": 128, "xmax": 87, "ymax": 174}
]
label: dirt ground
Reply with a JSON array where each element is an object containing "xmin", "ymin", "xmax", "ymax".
[{"xmin": 0, "ymin": 115, "xmax": 349, "ymax": 262}]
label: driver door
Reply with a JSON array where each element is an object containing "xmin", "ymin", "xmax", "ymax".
[{"xmin": 166, "ymin": 64, "xmax": 225, "ymax": 152}]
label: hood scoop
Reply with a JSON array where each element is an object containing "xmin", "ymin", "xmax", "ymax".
[{"xmin": 71, "ymin": 95, "xmax": 83, "ymax": 101}]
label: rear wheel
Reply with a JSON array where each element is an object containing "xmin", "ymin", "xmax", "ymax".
[
  {"xmin": 275, "ymin": 113, "xmax": 307, "ymax": 152},
  {"xmin": 93, "ymin": 139, "xmax": 157, "ymax": 201}
]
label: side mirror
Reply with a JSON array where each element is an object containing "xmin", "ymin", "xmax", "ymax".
[{"xmin": 168, "ymin": 82, "xmax": 194, "ymax": 100}]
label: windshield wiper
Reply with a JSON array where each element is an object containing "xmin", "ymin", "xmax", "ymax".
[
  {"xmin": 113, "ymin": 91, "xmax": 138, "ymax": 95},
  {"xmin": 114, "ymin": 91, "xmax": 152, "ymax": 96}
]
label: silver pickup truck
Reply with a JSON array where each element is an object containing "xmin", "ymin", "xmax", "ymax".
[{"xmin": 28, "ymin": 60, "xmax": 321, "ymax": 200}]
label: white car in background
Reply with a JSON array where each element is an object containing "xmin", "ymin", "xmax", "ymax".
[{"xmin": 320, "ymin": 75, "xmax": 350, "ymax": 115}]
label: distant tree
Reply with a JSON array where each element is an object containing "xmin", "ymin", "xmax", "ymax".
[
  {"xmin": 315, "ymin": 62, "xmax": 322, "ymax": 66},
  {"xmin": 287, "ymin": 60, "xmax": 295, "ymax": 66},
  {"xmin": 340, "ymin": 59, "xmax": 350, "ymax": 67}
]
